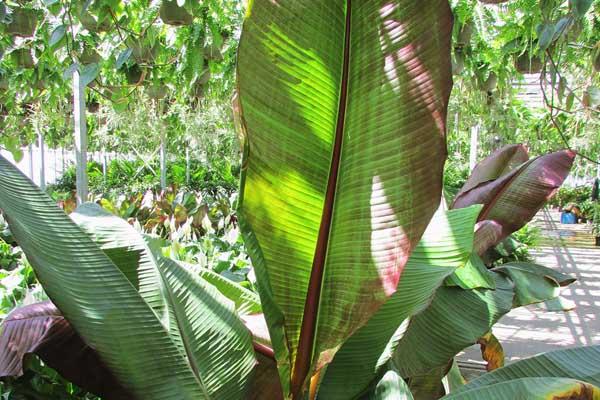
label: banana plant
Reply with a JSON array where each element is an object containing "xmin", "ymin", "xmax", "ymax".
[
  {"xmin": 235, "ymin": 1, "xmax": 453, "ymax": 396},
  {"xmin": 0, "ymin": 145, "xmax": 580, "ymax": 399}
]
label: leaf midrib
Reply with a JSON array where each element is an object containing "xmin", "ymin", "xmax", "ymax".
[{"xmin": 291, "ymin": 0, "xmax": 353, "ymax": 397}]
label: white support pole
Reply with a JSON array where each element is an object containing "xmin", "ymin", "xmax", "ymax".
[
  {"xmin": 102, "ymin": 150, "xmax": 107, "ymax": 184},
  {"xmin": 469, "ymin": 124, "xmax": 479, "ymax": 172},
  {"xmin": 160, "ymin": 133, "xmax": 167, "ymax": 190},
  {"xmin": 28, "ymin": 143, "xmax": 34, "ymax": 181},
  {"xmin": 185, "ymin": 147, "xmax": 190, "ymax": 185},
  {"xmin": 73, "ymin": 70, "xmax": 88, "ymax": 204},
  {"xmin": 38, "ymin": 133, "xmax": 45, "ymax": 191}
]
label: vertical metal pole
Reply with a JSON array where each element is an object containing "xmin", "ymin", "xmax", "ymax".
[
  {"xmin": 102, "ymin": 149, "xmax": 107, "ymax": 184},
  {"xmin": 185, "ymin": 147, "xmax": 190, "ymax": 185},
  {"xmin": 38, "ymin": 133, "xmax": 45, "ymax": 191},
  {"xmin": 28, "ymin": 143, "xmax": 34, "ymax": 181},
  {"xmin": 73, "ymin": 70, "xmax": 88, "ymax": 204},
  {"xmin": 469, "ymin": 124, "xmax": 479, "ymax": 172},
  {"xmin": 160, "ymin": 132, "xmax": 167, "ymax": 190}
]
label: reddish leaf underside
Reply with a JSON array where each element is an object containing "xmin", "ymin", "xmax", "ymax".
[
  {"xmin": 0, "ymin": 301, "xmax": 133, "ymax": 400},
  {"xmin": 454, "ymin": 144, "xmax": 530, "ymax": 203},
  {"xmin": 453, "ymin": 150, "xmax": 575, "ymax": 241}
]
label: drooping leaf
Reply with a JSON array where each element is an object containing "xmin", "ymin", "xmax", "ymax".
[
  {"xmin": 391, "ymin": 272, "xmax": 514, "ymax": 378},
  {"xmin": 570, "ymin": 0, "xmax": 594, "ymax": 18},
  {"xmin": 442, "ymin": 377, "xmax": 600, "ymax": 399},
  {"xmin": 451, "ymin": 345, "xmax": 600, "ymax": 393},
  {"xmin": 473, "ymin": 220, "xmax": 503, "ymax": 256},
  {"xmin": 453, "ymin": 150, "xmax": 575, "ymax": 241},
  {"xmin": 73, "ymin": 203, "xmax": 257, "ymax": 399},
  {"xmin": 454, "ymin": 144, "xmax": 529, "ymax": 199},
  {"xmin": 477, "ymin": 331, "xmax": 505, "ymax": 371},
  {"xmin": 71, "ymin": 203, "xmax": 169, "ymax": 324},
  {"xmin": 537, "ymin": 22, "xmax": 555, "ymax": 51},
  {"xmin": 0, "ymin": 301, "xmax": 133, "ymax": 400},
  {"xmin": 319, "ymin": 207, "xmax": 481, "ymax": 400},
  {"xmin": 115, "ymin": 48, "xmax": 133, "ymax": 69},
  {"xmin": 49, "ymin": 24, "xmax": 66, "ymax": 48},
  {"xmin": 492, "ymin": 262, "xmax": 575, "ymax": 307},
  {"xmin": 176, "ymin": 260, "xmax": 262, "ymax": 315},
  {"xmin": 236, "ymin": 1, "xmax": 453, "ymax": 395},
  {"xmin": 361, "ymin": 369, "xmax": 414, "ymax": 400},
  {"xmin": 0, "ymin": 157, "xmax": 253, "ymax": 400},
  {"xmin": 444, "ymin": 254, "xmax": 496, "ymax": 290}
]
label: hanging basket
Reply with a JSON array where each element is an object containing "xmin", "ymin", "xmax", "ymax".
[
  {"xmin": 80, "ymin": 48, "xmax": 101, "ymax": 64},
  {"xmin": 198, "ymin": 63, "xmax": 211, "ymax": 85},
  {"xmin": 79, "ymin": 12, "xmax": 112, "ymax": 33},
  {"xmin": 203, "ymin": 44, "xmax": 223, "ymax": 61},
  {"xmin": 128, "ymin": 38, "xmax": 159, "ymax": 64},
  {"xmin": 147, "ymin": 84, "xmax": 168, "ymax": 100},
  {"xmin": 87, "ymin": 100, "xmax": 100, "ymax": 113},
  {"xmin": 159, "ymin": 1, "xmax": 193, "ymax": 26},
  {"xmin": 481, "ymin": 71, "xmax": 497, "ymax": 92},
  {"xmin": 457, "ymin": 22, "xmax": 474, "ymax": 47},
  {"xmin": 6, "ymin": 8, "xmax": 38, "ymax": 37},
  {"xmin": 515, "ymin": 53, "xmax": 543, "ymax": 74},
  {"xmin": 11, "ymin": 48, "xmax": 35, "ymax": 69},
  {"xmin": 124, "ymin": 64, "xmax": 145, "ymax": 85}
]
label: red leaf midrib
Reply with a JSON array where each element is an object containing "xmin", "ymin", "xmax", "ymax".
[{"xmin": 290, "ymin": 1, "xmax": 353, "ymax": 397}]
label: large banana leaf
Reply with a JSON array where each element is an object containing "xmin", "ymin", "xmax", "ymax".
[
  {"xmin": 318, "ymin": 206, "xmax": 481, "ymax": 399},
  {"xmin": 451, "ymin": 345, "xmax": 600, "ymax": 393},
  {"xmin": 391, "ymin": 272, "xmax": 514, "ymax": 378},
  {"xmin": 392, "ymin": 264, "xmax": 576, "ymax": 379},
  {"xmin": 236, "ymin": 1, "xmax": 453, "ymax": 395},
  {"xmin": 442, "ymin": 377, "xmax": 600, "ymax": 399},
  {"xmin": 452, "ymin": 150, "xmax": 575, "ymax": 240},
  {"xmin": 0, "ymin": 157, "xmax": 255, "ymax": 400},
  {"xmin": 0, "ymin": 301, "xmax": 132, "ymax": 399},
  {"xmin": 455, "ymin": 144, "xmax": 529, "ymax": 198},
  {"xmin": 72, "ymin": 203, "xmax": 257, "ymax": 400},
  {"xmin": 492, "ymin": 262, "xmax": 576, "ymax": 307}
]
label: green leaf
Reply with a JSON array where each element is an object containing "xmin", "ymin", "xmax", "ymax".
[
  {"xmin": 537, "ymin": 23, "xmax": 555, "ymax": 51},
  {"xmin": 177, "ymin": 260, "xmax": 262, "ymax": 315},
  {"xmin": 444, "ymin": 254, "xmax": 496, "ymax": 290},
  {"xmin": 71, "ymin": 204, "xmax": 170, "ymax": 324},
  {"xmin": 116, "ymin": 48, "xmax": 133, "ymax": 70},
  {"xmin": 49, "ymin": 25, "xmax": 66, "ymax": 48},
  {"xmin": 361, "ymin": 369, "xmax": 414, "ymax": 400},
  {"xmin": 442, "ymin": 377, "xmax": 600, "ymax": 399},
  {"xmin": 391, "ymin": 272, "xmax": 514, "ymax": 378},
  {"xmin": 63, "ymin": 63, "xmax": 79, "ymax": 81},
  {"xmin": 73, "ymin": 204, "xmax": 257, "ymax": 399},
  {"xmin": 566, "ymin": 91, "xmax": 575, "ymax": 110},
  {"xmin": 0, "ymin": 157, "xmax": 203, "ymax": 399},
  {"xmin": 80, "ymin": 63, "xmax": 100, "ymax": 86},
  {"xmin": 237, "ymin": 1, "xmax": 454, "ymax": 395},
  {"xmin": 319, "ymin": 206, "xmax": 481, "ymax": 400},
  {"xmin": 492, "ymin": 262, "xmax": 575, "ymax": 307},
  {"xmin": 0, "ymin": 159, "xmax": 256, "ymax": 400},
  {"xmin": 451, "ymin": 345, "xmax": 600, "ymax": 393},
  {"xmin": 570, "ymin": 0, "xmax": 594, "ymax": 18}
]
